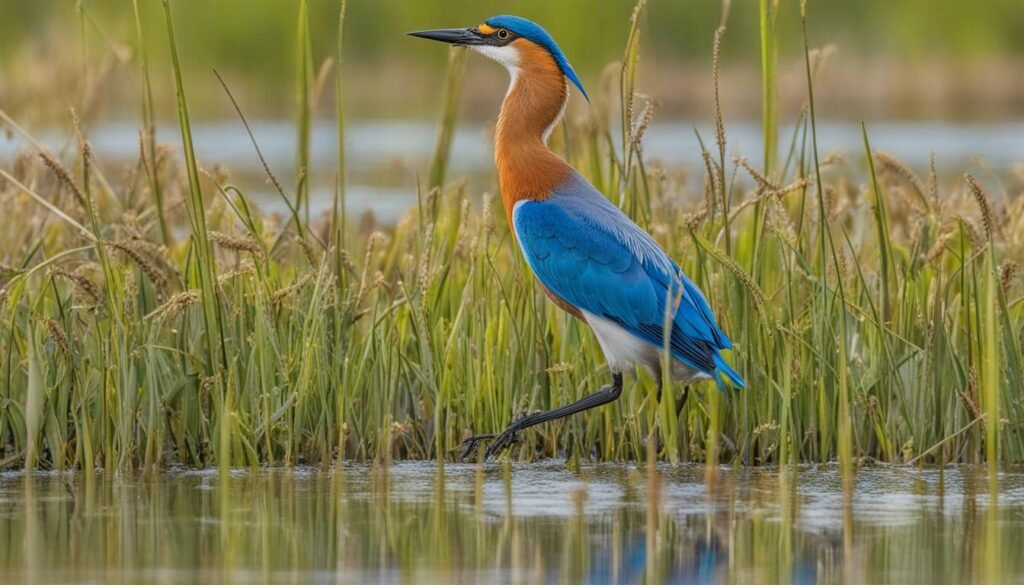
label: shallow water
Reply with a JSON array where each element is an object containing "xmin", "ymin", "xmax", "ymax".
[
  {"xmin": 0, "ymin": 462, "xmax": 1022, "ymax": 584},
  {"xmin": 3, "ymin": 118, "xmax": 1022, "ymax": 223}
]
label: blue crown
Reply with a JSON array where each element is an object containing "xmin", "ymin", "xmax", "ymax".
[{"xmin": 484, "ymin": 15, "xmax": 589, "ymax": 101}]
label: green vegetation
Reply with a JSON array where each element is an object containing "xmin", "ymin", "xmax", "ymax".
[
  {"xmin": 0, "ymin": 0, "xmax": 1022, "ymax": 472},
  {"xmin": 3, "ymin": 0, "xmax": 1022, "ymax": 75},
  {"xmin": 2, "ymin": 0, "xmax": 1022, "ymax": 122}
]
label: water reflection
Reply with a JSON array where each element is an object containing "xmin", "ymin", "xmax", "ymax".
[{"xmin": 0, "ymin": 463, "xmax": 1022, "ymax": 584}]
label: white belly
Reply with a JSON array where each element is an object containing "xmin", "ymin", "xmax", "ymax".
[{"xmin": 581, "ymin": 310, "xmax": 710, "ymax": 384}]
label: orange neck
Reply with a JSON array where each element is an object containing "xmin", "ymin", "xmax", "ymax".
[{"xmin": 495, "ymin": 39, "xmax": 572, "ymax": 225}]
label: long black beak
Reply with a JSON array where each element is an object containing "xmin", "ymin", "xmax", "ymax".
[{"xmin": 406, "ymin": 27, "xmax": 482, "ymax": 46}]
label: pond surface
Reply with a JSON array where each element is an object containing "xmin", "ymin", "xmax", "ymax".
[
  {"xmin": 3, "ymin": 118, "xmax": 1022, "ymax": 223},
  {"xmin": 1, "ymin": 462, "xmax": 1022, "ymax": 584}
]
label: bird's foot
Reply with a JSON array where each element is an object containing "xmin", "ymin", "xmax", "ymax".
[
  {"xmin": 483, "ymin": 424, "xmax": 523, "ymax": 460},
  {"xmin": 458, "ymin": 414, "xmax": 530, "ymax": 462},
  {"xmin": 458, "ymin": 433, "xmax": 497, "ymax": 461}
]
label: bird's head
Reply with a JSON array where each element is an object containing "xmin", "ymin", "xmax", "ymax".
[{"xmin": 408, "ymin": 15, "xmax": 588, "ymax": 101}]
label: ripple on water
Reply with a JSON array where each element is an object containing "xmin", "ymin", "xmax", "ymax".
[{"xmin": 0, "ymin": 461, "xmax": 1022, "ymax": 584}]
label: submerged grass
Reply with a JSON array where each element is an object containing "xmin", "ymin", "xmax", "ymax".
[{"xmin": 0, "ymin": 0, "xmax": 1022, "ymax": 471}]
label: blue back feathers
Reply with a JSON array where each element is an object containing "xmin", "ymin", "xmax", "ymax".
[
  {"xmin": 485, "ymin": 15, "xmax": 589, "ymax": 101},
  {"xmin": 512, "ymin": 172, "xmax": 745, "ymax": 390}
]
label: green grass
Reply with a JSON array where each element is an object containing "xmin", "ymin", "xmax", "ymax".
[{"xmin": 0, "ymin": 0, "xmax": 1022, "ymax": 471}]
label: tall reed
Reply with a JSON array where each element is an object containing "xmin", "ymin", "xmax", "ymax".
[
  {"xmin": 427, "ymin": 48, "xmax": 468, "ymax": 191},
  {"xmin": 162, "ymin": 0, "xmax": 229, "ymax": 471},
  {"xmin": 296, "ymin": 0, "xmax": 314, "ymax": 226}
]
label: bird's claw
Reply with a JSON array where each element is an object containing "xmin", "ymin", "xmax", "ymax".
[
  {"xmin": 483, "ymin": 427, "xmax": 522, "ymax": 460},
  {"xmin": 458, "ymin": 433, "xmax": 497, "ymax": 461},
  {"xmin": 459, "ymin": 415, "xmax": 528, "ymax": 461}
]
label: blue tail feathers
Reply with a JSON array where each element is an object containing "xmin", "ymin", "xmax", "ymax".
[{"xmin": 711, "ymin": 353, "xmax": 746, "ymax": 391}]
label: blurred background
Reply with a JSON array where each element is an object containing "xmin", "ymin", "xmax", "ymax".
[
  {"xmin": 1, "ymin": 0, "xmax": 1022, "ymax": 219},
  {"xmin": 3, "ymin": 0, "xmax": 1023, "ymax": 120}
]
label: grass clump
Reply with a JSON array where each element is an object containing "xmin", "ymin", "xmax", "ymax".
[{"xmin": 0, "ymin": 1, "xmax": 1022, "ymax": 471}]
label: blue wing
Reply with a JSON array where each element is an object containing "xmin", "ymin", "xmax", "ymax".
[{"xmin": 513, "ymin": 173, "xmax": 744, "ymax": 388}]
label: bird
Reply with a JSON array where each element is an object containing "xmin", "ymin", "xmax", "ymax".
[{"xmin": 409, "ymin": 15, "xmax": 744, "ymax": 460}]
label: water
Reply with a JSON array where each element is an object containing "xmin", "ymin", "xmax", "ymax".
[
  {"xmin": 3, "ymin": 119, "xmax": 1022, "ymax": 223},
  {"xmin": 1, "ymin": 463, "xmax": 1022, "ymax": 584}
]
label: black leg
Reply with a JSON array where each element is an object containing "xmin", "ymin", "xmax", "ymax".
[
  {"xmin": 676, "ymin": 385, "xmax": 691, "ymax": 418},
  {"xmin": 657, "ymin": 382, "xmax": 690, "ymax": 417},
  {"xmin": 460, "ymin": 373, "xmax": 624, "ymax": 461}
]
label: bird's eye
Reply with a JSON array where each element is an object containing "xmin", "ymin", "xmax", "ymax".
[{"xmin": 496, "ymin": 28, "xmax": 510, "ymax": 40}]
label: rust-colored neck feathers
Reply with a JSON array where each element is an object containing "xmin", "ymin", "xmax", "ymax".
[{"xmin": 495, "ymin": 39, "xmax": 572, "ymax": 224}]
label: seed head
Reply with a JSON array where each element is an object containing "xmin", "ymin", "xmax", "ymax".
[
  {"xmin": 965, "ymin": 174, "xmax": 996, "ymax": 241},
  {"xmin": 110, "ymin": 240, "xmax": 169, "ymax": 293},
  {"xmin": 1000, "ymin": 260, "xmax": 1018, "ymax": 294},
  {"xmin": 50, "ymin": 267, "xmax": 103, "ymax": 305},
  {"xmin": 209, "ymin": 231, "xmax": 264, "ymax": 258},
  {"xmin": 149, "ymin": 289, "xmax": 201, "ymax": 321},
  {"xmin": 38, "ymin": 153, "xmax": 87, "ymax": 209}
]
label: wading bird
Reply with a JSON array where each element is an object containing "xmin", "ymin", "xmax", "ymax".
[{"xmin": 410, "ymin": 15, "xmax": 744, "ymax": 460}]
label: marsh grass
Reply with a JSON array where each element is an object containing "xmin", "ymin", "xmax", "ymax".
[
  {"xmin": 0, "ymin": 0, "xmax": 1022, "ymax": 471},
  {"xmin": 427, "ymin": 47, "xmax": 469, "ymax": 192}
]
